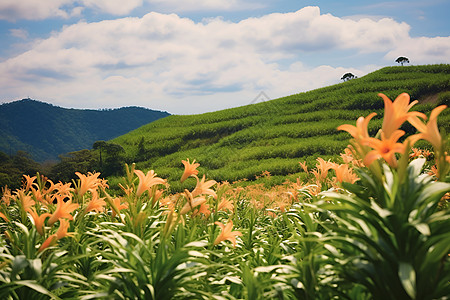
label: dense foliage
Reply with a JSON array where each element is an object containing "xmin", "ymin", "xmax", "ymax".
[
  {"xmin": 112, "ymin": 65, "xmax": 450, "ymax": 192},
  {"xmin": 0, "ymin": 99, "xmax": 170, "ymax": 162},
  {"xmin": 0, "ymin": 92, "xmax": 448, "ymax": 299},
  {"xmin": 0, "ymin": 151, "xmax": 41, "ymax": 190}
]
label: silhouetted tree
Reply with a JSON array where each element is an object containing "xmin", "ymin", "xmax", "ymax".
[
  {"xmin": 341, "ymin": 72, "xmax": 357, "ymax": 81},
  {"xmin": 49, "ymin": 150, "xmax": 97, "ymax": 183},
  {"xmin": 93, "ymin": 140, "xmax": 108, "ymax": 171},
  {"xmin": 395, "ymin": 56, "xmax": 410, "ymax": 66},
  {"xmin": 102, "ymin": 143, "xmax": 126, "ymax": 176},
  {"xmin": 136, "ymin": 137, "xmax": 148, "ymax": 161}
]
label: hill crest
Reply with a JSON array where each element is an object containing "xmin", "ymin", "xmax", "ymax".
[
  {"xmin": 0, "ymin": 99, "xmax": 170, "ymax": 161},
  {"xmin": 110, "ymin": 64, "xmax": 450, "ymax": 191}
]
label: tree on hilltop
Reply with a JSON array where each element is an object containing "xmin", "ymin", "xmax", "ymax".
[
  {"xmin": 341, "ymin": 72, "xmax": 357, "ymax": 81},
  {"xmin": 395, "ymin": 56, "xmax": 410, "ymax": 66}
]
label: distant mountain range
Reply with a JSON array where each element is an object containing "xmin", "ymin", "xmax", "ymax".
[{"xmin": 0, "ymin": 99, "xmax": 170, "ymax": 162}]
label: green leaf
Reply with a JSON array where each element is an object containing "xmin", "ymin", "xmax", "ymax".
[
  {"xmin": 399, "ymin": 262, "xmax": 416, "ymax": 299},
  {"xmin": 11, "ymin": 255, "xmax": 29, "ymax": 279},
  {"xmin": 408, "ymin": 157, "xmax": 426, "ymax": 178},
  {"xmin": 413, "ymin": 223, "xmax": 430, "ymax": 236},
  {"xmin": 184, "ymin": 241, "xmax": 208, "ymax": 248},
  {"xmin": 15, "ymin": 280, "xmax": 60, "ymax": 299}
]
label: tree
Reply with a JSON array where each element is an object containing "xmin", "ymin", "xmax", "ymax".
[
  {"xmin": 93, "ymin": 140, "xmax": 108, "ymax": 171},
  {"xmin": 0, "ymin": 151, "xmax": 42, "ymax": 190},
  {"xmin": 395, "ymin": 56, "xmax": 410, "ymax": 66},
  {"xmin": 136, "ymin": 137, "xmax": 148, "ymax": 162},
  {"xmin": 49, "ymin": 149, "xmax": 97, "ymax": 183},
  {"xmin": 341, "ymin": 72, "xmax": 357, "ymax": 81},
  {"xmin": 102, "ymin": 143, "xmax": 126, "ymax": 176},
  {"xmin": 92, "ymin": 141, "xmax": 126, "ymax": 177}
]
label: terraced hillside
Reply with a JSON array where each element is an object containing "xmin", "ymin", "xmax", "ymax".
[{"xmin": 112, "ymin": 65, "xmax": 450, "ymax": 191}]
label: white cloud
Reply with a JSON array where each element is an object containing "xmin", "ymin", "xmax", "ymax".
[
  {"xmin": 0, "ymin": 0, "xmax": 82, "ymax": 21},
  {"xmin": 0, "ymin": 7, "xmax": 448, "ymax": 114},
  {"xmin": 9, "ymin": 28, "xmax": 29, "ymax": 39},
  {"xmin": 385, "ymin": 36, "xmax": 450, "ymax": 65},
  {"xmin": 81, "ymin": 0, "xmax": 144, "ymax": 15},
  {"xmin": 0, "ymin": 0, "xmax": 259, "ymax": 21},
  {"xmin": 146, "ymin": 0, "xmax": 262, "ymax": 12}
]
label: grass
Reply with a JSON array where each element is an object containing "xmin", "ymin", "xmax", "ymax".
[{"xmin": 111, "ymin": 64, "xmax": 450, "ymax": 192}]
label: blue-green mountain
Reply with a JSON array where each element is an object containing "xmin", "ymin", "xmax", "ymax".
[{"xmin": 0, "ymin": 99, "xmax": 170, "ymax": 162}]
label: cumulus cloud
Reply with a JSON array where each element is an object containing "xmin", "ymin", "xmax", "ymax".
[
  {"xmin": 0, "ymin": 0, "xmax": 144, "ymax": 21},
  {"xmin": 146, "ymin": 0, "xmax": 262, "ymax": 12},
  {"xmin": 0, "ymin": 7, "xmax": 448, "ymax": 114},
  {"xmin": 0, "ymin": 0, "xmax": 258, "ymax": 21},
  {"xmin": 0, "ymin": 0, "xmax": 82, "ymax": 21},
  {"xmin": 385, "ymin": 36, "xmax": 450, "ymax": 65},
  {"xmin": 81, "ymin": 0, "xmax": 144, "ymax": 15},
  {"xmin": 9, "ymin": 28, "xmax": 29, "ymax": 39}
]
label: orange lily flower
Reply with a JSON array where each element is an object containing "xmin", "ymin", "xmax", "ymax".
[
  {"xmin": 338, "ymin": 112, "xmax": 377, "ymax": 141},
  {"xmin": 15, "ymin": 190, "xmax": 35, "ymax": 213},
  {"xmin": 23, "ymin": 175, "xmax": 37, "ymax": 191},
  {"xmin": 180, "ymin": 190, "xmax": 207, "ymax": 214},
  {"xmin": 48, "ymin": 195, "xmax": 79, "ymax": 226},
  {"xmin": 192, "ymin": 202, "xmax": 211, "ymax": 218},
  {"xmin": 134, "ymin": 169, "xmax": 166, "ymax": 197},
  {"xmin": 39, "ymin": 219, "xmax": 74, "ymax": 252},
  {"xmin": 379, "ymin": 93, "xmax": 426, "ymax": 138},
  {"xmin": 181, "ymin": 159, "xmax": 200, "ymax": 182},
  {"xmin": 118, "ymin": 183, "xmax": 133, "ymax": 196},
  {"xmin": 84, "ymin": 193, "xmax": 106, "ymax": 213},
  {"xmin": 1, "ymin": 186, "xmax": 12, "ymax": 206},
  {"xmin": 44, "ymin": 179, "xmax": 57, "ymax": 195},
  {"xmin": 363, "ymin": 130, "xmax": 406, "ymax": 168},
  {"xmin": 75, "ymin": 172, "xmax": 101, "ymax": 196},
  {"xmin": 191, "ymin": 175, "xmax": 217, "ymax": 199},
  {"xmin": 160, "ymin": 195, "xmax": 176, "ymax": 212},
  {"xmin": 298, "ymin": 161, "xmax": 308, "ymax": 173},
  {"xmin": 218, "ymin": 197, "xmax": 234, "ymax": 212},
  {"xmin": 111, "ymin": 197, "xmax": 129, "ymax": 219},
  {"xmin": 408, "ymin": 105, "xmax": 447, "ymax": 149},
  {"xmin": 28, "ymin": 208, "xmax": 51, "ymax": 236},
  {"xmin": 39, "ymin": 235, "xmax": 57, "ymax": 253},
  {"xmin": 55, "ymin": 218, "xmax": 75, "ymax": 239},
  {"xmin": 315, "ymin": 157, "xmax": 336, "ymax": 180},
  {"xmin": 331, "ymin": 164, "xmax": 359, "ymax": 184},
  {"xmin": 214, "ymin": 220, "xmax": 242, "ymax": 247},
  {"xmin": 0, "ymin": 211, "xmax": 8, "ymax": 222},
  {"xmin": 54, "ymin": 182, "xmax": 74, "ymax": 198}
]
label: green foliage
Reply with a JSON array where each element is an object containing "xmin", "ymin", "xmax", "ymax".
[
  {"xmin": 48, "ymin": 149, "xmax": 98, "ymax": 184},
  {"xmin": 0, "ymin": 151, "xmax": 41, "ymax": 190},
  {"xmin": 315, "ymin": 158, "xmax": 450, "ymax": 299}
]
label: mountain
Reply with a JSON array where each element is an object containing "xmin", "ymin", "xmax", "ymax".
[
  {"xmin": 0, "ymin": 99, "xmax": 170, "ymax": 162},
  {"xmin": 111, "ymin": 65, "xmax": 450, "ymax": 191}
]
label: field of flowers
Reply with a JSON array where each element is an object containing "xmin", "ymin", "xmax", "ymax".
[{"xmin": 1, "ymin": 93, "xmax": 449, "ymax": 299}]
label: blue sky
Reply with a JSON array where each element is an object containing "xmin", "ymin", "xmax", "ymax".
[{"xmin": 0, "ymin": 0, "xmax": 449, "ymax": 114}]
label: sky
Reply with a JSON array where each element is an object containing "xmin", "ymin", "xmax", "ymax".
[{"xmin": 0, "ymin": 1, "xmax": 449, "ymax": 115}]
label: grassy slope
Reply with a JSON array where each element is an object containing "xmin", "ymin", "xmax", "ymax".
[{"xmin": 112, "ymin": 65, "xmax": 450, "ymax": 191}]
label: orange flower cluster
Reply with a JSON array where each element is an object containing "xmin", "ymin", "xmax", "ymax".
[{"xmin": 338, "ymin": 93, "xmax": 448, "ymax": 174}]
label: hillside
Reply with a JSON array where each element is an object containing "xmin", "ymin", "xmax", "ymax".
[
  {"xmin": 0, "ymin": 99, "xmax": 170, "ymax": 162},
  {"xmin": 112, "ymin": 65, "xmax": 450, "ymax": 190}
]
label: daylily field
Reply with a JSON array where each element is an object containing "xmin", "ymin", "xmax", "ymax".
[{"xmin": 0, "ymin": 93, "xmax": 449, "ymax": 299}]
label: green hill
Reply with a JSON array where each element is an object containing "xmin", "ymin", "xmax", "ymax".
[
  {"xmin": 112, "ymin": 65, "xmax": 450, "ymax": 190},
  {"xmin": 0, "ymin": 99, "xmax": 170, "ymax": 162}
]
